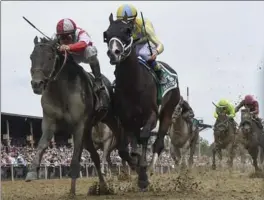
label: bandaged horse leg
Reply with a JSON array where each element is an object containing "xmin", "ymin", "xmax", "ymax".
[
  {"xmin": 180, "ymin": 139, "xmax": 190, "ymax": 168},
  {"xmin": 150, "ymin": 113, "xmax": 172, "ymax": 174},
  {"xmin": 100, "ymin": 139, "xmax": 112, "ymax": 175}
]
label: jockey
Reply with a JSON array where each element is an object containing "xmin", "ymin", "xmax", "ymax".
[
  {"xmin": 214, "ymin": 99, "xmax": 236, "ymax": 131},
  {"xmin": 174, "ymin": 96, "xmax": 195, "ymax": 131},
  {"xmin": 214, "ymin": 99, "xmax": 236, "ymax": 121},
  {"xmin": 54, "ymin": 18, "xmax": 108, "ymax": 111},
  {"xmin": 181, "ymin": 99, "xmax": 195, "ymax": 124},
  {"xmin": 116, "ymin": 4, "xmax": 166, "ymax": 84},
  {"xmin": 235, "ymin": 95, "xmax": 263, "ymax": 129}
]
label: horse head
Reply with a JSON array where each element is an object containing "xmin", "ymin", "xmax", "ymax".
[
  {"xmin": 240, "ymin": 108, "xmax": 253, "ymax": 134},
  {"xmin": 30, "ymin": 36, "xmax": 62, "ymax": 95},
  {"xmin": 172, "ymin": 96, "xmax": 184, "ymax": 123},
  {"xmin": 214, "ymin": 111, "xmax": 230, "ymax": 139},
  {"xmin": 103, "ymin": 13, "xmax": 134, "ymax": 65}
]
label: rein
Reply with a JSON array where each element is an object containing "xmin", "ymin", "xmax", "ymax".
[{"xmin": 32, "ymin": 42, "xmax": 68, "ymax": 84}]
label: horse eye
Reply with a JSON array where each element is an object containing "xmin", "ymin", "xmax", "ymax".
[{"xmin": 103, "ymin": 31, "xmax": 108, "ymax": 43}]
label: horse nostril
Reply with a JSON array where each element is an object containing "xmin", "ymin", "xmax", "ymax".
[
  {"xmin": 31, "ymin": 80, "xmax": 44, "ymax": 88},
  {"xmin": 115, "ymin": 49, "xmax": 121, "ymax": 55}
]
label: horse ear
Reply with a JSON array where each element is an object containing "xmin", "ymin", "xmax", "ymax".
[
  {"xmin": 109, "ymin": 13, "xmax": 114, "ymax": 24},
  {"xmin": 123, "ymin": 12, "xmax": 128, "ymax": 22},
  {"xmin": 34, "ymin": 36, "xmax": 38, "ymax": 45}
]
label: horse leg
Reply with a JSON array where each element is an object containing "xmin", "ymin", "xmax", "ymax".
[
  {"xmin": 101, "ymin": 139, "xmax": 112, "ymax": 176},
  {"xmin": 174, "ymin": 147, "xmax": 181, "ymax": 172},
  {"xmin": 239, "ymin": 146, "xmax": 247, "ymax": 172},
  {"xmin": 226, "ymin": 143, "xmax": 235, "ymax": 170},
  {"xmin": 137, "ymin": 111, "xmax": 157, "ymax": 189},
  {"xmin": 212, "ymin": 143, "xmax": 217, "ymax": 170},
  {"xmin": 188, "ymin": 137, "xmax": 197, "ymax": 168},
  {"xmin": 84, "ymin": 127, "xmax": 109, "ymax": 195},
  {"xmin": 103, "ymin": 115, "xmax": 134, "ymax": 170},
  {"xmin": 151, "ymin": 113, "xmax": 172, "ymax": 174},
  {"xmin": 181, "ymin": 141, "xmax": 190, "ymax": 169},
  {"xmin": 69, "ymin": 122, "xmax": 85, "ymax": 195},
  {"xmin": 25, "ymin": 115, "xmax": 56, "ymax": 181},
  {"xmin": 248, "ymin": 146, "xmax": 261, "ymax": 172},
  {"xmin": 170, "ymin": 144, "xmax": 177, "ymax": 169}
]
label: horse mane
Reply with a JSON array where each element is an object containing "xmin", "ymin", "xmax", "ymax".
[{"xmin": 35, "ymin": 36, "xmax": 92, "ymax": 94}]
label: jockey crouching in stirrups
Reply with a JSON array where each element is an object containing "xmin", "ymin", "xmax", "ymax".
[
  {"xmin": 116, "ymin": 4, "xmax": 166, "ymax": 84},
  {"xmin": 174, "ymin": 96, "xmax": 195, "ymax": 133},
  {"xmin": 235, "ymin": 95, "xmax": 263, "ymax": 130},
  {"xmin": 214, "ymin": 99, "xmax": 237, "ymax": 131},
  {"xmin": 54, "ymin": 18, "xmax": 108, "ymax": 111}
]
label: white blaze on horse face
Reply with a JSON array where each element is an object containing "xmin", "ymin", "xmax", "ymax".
[{"xmin": 109, "ymin": 38, "xmax": 124, "ymax": 61}]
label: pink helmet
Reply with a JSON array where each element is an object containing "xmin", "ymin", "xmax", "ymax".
[
  {"xmin": 244, "ymin": 95, "xmax": 254, "ymax": 104},
  {"xmin": 56, "ymin": 18, "xmax": 76, "ymax": 35}
]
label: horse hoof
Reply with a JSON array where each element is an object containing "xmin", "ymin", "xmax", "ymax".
[
  {"xmin": 88, "ymin": 181, "xmax": 115, "ymax": 195},
  {"xmin": 25, "ymin": 171, "xmax": 38, "ymax": 182},
  {"xmin": 137, "ymin": 179, "xmax": 149, "ymax": 190},
  {"xmin": 212, "ymin": 165, "xmax": 216, "ymax": 170}
]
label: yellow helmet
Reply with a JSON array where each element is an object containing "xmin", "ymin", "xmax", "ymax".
[
  {"xmin": 116, "ymin": 4, "xmax": 137, "ymax": 21},
  {"xmin": 218, "ymin": 99, "xmax": 229, "ymax": 107}
]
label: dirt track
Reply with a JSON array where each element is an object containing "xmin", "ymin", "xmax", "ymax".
[{"xmin": 2, "ymin": 167, "xmax": 264, "ymax": 200}]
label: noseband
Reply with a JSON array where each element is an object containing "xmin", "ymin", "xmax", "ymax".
[
  {"xmin": 108, "ymin": 36, "xmax": 133, "ymax": 61},
  {"xmin": 31, "ymin": 43, "xmax": 68, "ymax": 85}
]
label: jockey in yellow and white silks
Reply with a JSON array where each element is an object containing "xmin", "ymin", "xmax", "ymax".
[{"xmin": 116, "ymin": 4, "xmax": 166, "ymax": 84}]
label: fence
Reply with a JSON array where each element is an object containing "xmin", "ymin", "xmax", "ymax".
[{"xmin": 1, "ymin": 163, "xmax": 173, "ymax": 181}]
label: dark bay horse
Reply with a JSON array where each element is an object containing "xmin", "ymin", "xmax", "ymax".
[
  {"xmin": 211, "ymin": 108, "xmax": 241, "ymax": 171},
  {"xmin": 103, "ymin": 13, "xmax": 181, "ymax": 189},
  {"xmin": 25, "ymin": 36, "xmax": 122, "ymax": 195}
]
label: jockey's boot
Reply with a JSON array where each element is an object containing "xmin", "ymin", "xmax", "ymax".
[
  {"xmin": 148, "ymin": 60, "xmax": 167, "ymax": 84},
  {"xmin": 90, "ymin": 57, "xmax": 109, "ymax": 112}
]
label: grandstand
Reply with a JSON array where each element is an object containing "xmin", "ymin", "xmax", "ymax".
[{"xmin": 1, "ymin": 112, "xmax": 72, "ymax": 148}]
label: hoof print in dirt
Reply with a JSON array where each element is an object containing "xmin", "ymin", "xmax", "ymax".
[{"xmin": 88, "ymin": 181, "xmax": 115, "ymax": 195}]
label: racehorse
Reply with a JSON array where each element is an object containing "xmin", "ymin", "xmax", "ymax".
[
  {"xmin": 168, "ymin": 97, "xmax": 199, "ymax": 169},
  {"xmin": 92, "ymin": 122, "xmax": 127, "ymax": 175},
  {"xmin": 212, "ymin": 106, "xmax": 240, "ymax": 170},
  {"xmin": 237, "ymin": 108, "xmax": 263, "ymax": 172},
  {"xmin": 25, "ymin": 36, "xmax": 123, "ymax": 195},
  {"xmin": 103, "ymin": 13, "xmax": 181, "ymax": 189}
]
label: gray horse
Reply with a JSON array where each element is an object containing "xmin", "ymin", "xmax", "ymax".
[
  {"xmin": 237, "ymin": 108, "xmax": 263, "ymax": 172},
  {"xmin": 25, "ymin": 36, "xmax": 122, "ymax": 195},
  {"xmin": 212, "ymin": 108, "xmax": 239, "ymax": 170},
  {"xmin": 168, "ymin": 98, "xmax": 199, "ymax": 169},
  {"xmin": 92, "ymin": 122, "xmax": 127, "ymax": 175}
]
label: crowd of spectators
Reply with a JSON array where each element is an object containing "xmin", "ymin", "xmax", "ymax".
[{"xmin": 1, "ymin": 140, "xmax": 176, "ymax": 180}]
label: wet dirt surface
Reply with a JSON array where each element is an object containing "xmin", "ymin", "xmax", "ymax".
[{"xmin": 2, "ymin": 167, "xmax": 264, "ymax": 200}]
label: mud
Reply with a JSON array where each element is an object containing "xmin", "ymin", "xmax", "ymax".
[{"xmin": 2, "ymin": 167, "xmax": 264, "ymax": 200}]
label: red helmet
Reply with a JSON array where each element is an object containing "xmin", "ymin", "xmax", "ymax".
[
  {"xmin": 244, "ymin": 95, "xmax": 254, "ymax": 104},
  {"xmin": 56, "ymin": 18, "xmax": 76, "ymax": 35}
]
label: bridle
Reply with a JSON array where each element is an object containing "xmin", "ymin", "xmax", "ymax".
[
  {"xmin": 108, "ymin": 36, "xmax": 133, "ymax": 62},
  {"xmin": 31, "ymin": 42, "xmax": 68, "ymax": 85}
]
